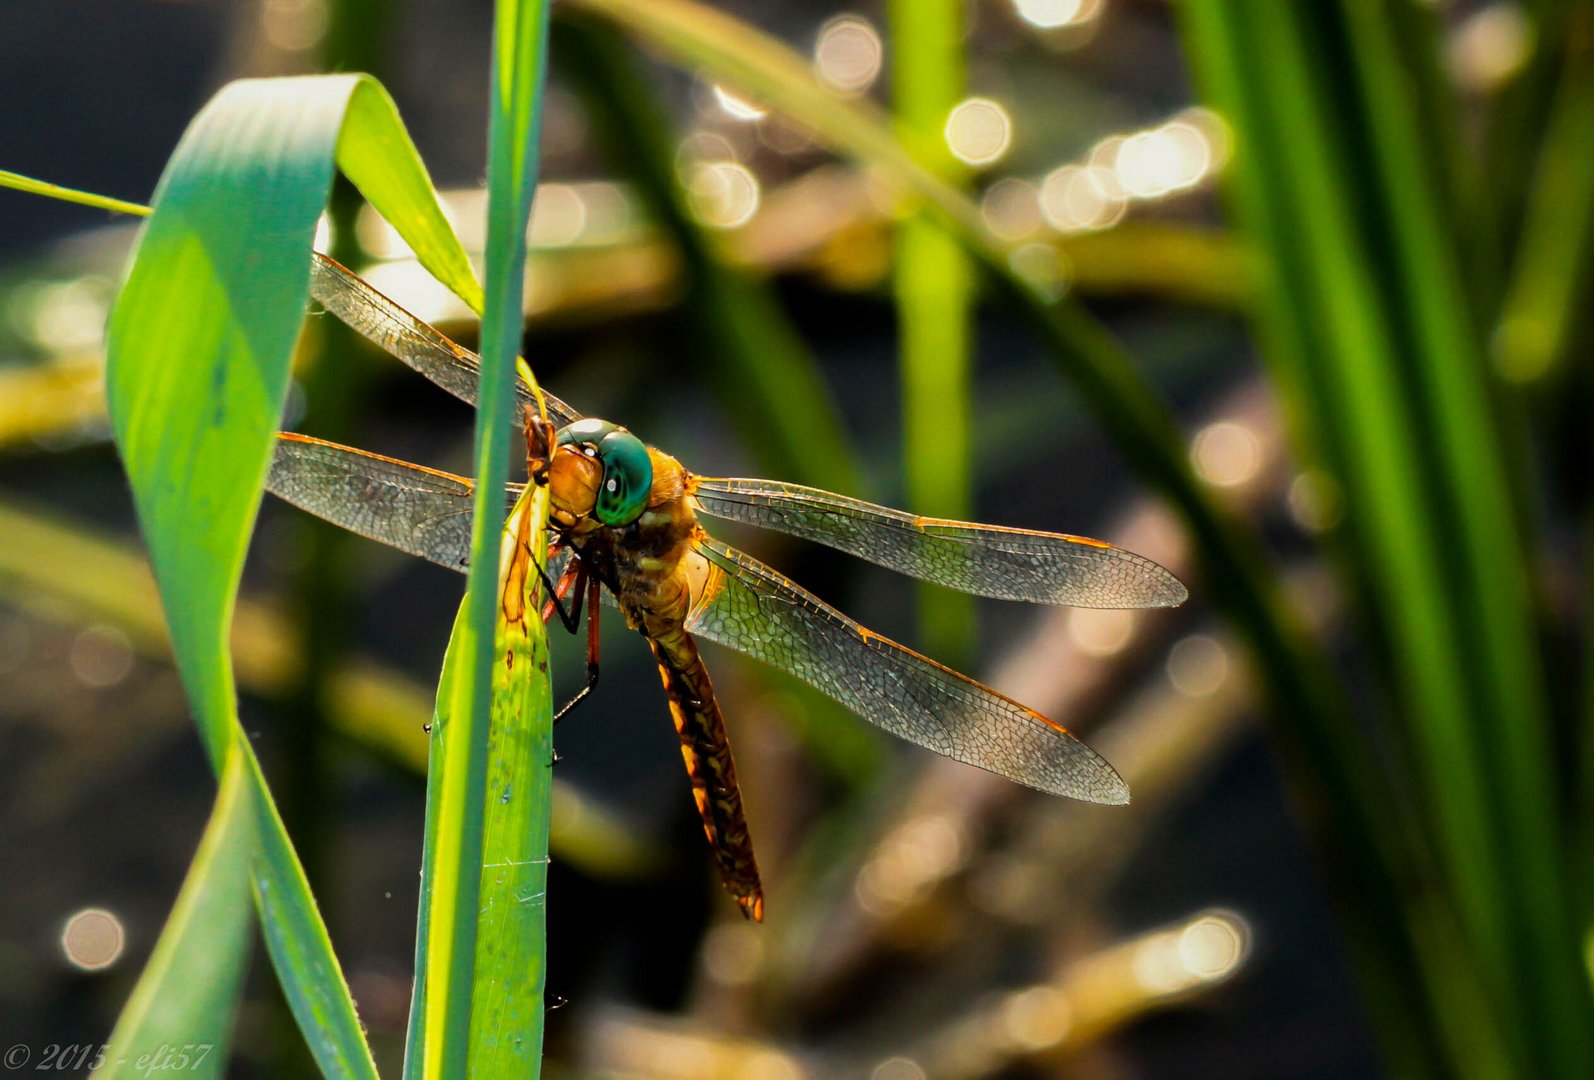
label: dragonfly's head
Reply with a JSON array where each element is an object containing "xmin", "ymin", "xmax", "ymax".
[{"xmin": 549, "ymin": 418, "xmax": 653, "ymax": 528}]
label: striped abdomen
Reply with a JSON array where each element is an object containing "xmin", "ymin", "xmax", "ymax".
[{"xmin": 649, "ymin": 626, "xmax": 764, "ymax": 921}]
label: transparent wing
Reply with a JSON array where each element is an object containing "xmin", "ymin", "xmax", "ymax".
[
  {"xmin": 691, "ymin": 477, "xmax": 1185, "ymax": 609},
  {"xmin": 266, "ymin": 432, "xmax": 523, "ymax": 571},
  {"xmin": 308, "ymin": 253, "xmax": 583, "ymax": 429},
  {"xmin": 686, "ymin": 537, "xmax": 1129, "ymax": 803}
]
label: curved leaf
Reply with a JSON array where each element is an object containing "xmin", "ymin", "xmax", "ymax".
[{"xmin": 105, "ymin": 73, "xmax": 483, "ymax": 1078}]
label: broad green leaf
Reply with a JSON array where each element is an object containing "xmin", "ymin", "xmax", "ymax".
[
  {"xmin": 104, "ymin": 73, "xmax": 486, "ymax": 1078},
  {"xmin": 103, "ymin": 745, "xmax": 255, "ymax": 1080}
]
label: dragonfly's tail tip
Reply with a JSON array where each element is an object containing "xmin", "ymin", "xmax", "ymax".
[{"xmin": 738, "ymin": 894, "xmax": 766, "ymax": 922}]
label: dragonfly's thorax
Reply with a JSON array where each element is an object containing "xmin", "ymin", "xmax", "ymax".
[{"xmin": 570, "ymin": 448, "xmax": 704, "ymax": 641}]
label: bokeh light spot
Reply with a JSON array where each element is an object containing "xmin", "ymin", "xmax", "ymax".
[
  {"xmin": 70, "ymin": 625, "xmax": 134, "ymax": 688},
  {"xmin": 1002, "ymin": 985, "xmax": 1072, "ymax": 1050},
  {"xmin": 1179, "ymin": 911, "xmax": 1250, "ymax": 978},
  {"xmin": 528, "ymin": 182, "xmax": 588, "ymax": 247},
  {"xmin": 1167, "ymin": 635, "xmax": 1229, "ymax": 697},
  {"xmin": 1116, "ymin": 124, "xmax": 1211, "ymax": 198},
  {"xmin": 1067, "ymin": 608, "xmax": 1136, "ymax": 658},
  {"xmin": 1449, "ymin": 3, "xmax": 1533, "ymax": 92},
  {"xmin": 1287, "ymin": 470, "xmax": 1344, "ymax": 533},
  {"xmin": 261, "ymin": 0, "xmax": 327, "ymax": 52},
  {"xmin": 815, "ymin": 16, "xmax": 884, "ymax": 95},
  {"xmin": 1039, "ymin": 164, "xmax": 1125, "ymax": 232},
  {"xmin": 945, "ymin": 98, "xmax": 1013, "ymax": 167},
  {"xmin": 1012, "ymin": 0, "xmax": 1103, "ymax": 30},
  {"xmin": 981, "ymin": 178, "xmax": 1042, "ymax": 241},
  {"xmin": 701, "ymin": 922, "xmax": 765, "ymax": 987},
  {"xmin": 61, "ymin": 908, "xmax": 125, "ymax": 971},
  {"xmin": 870, "ymin": 1058, "xmax": 926, "ymax": 1080},
  {"xmin": 687, "ymin": 162, "xmax": 761, "ymax": 229},
  {"xmin": 1191, "ymin": 420, "xmax": 1262, "ymax": 487},
  {"xmin": 1007, "ymin": 242, "xmax": 1070, "ymax": 300},
  {"xmin": 712, "ymin": 84, "xmax": 768, "ymax": 122},
  {"xmin": 31, "ymin": 279, "xmax": 110, "ymax": 353}
]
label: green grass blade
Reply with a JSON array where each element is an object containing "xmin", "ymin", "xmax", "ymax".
[
  {"xmin": 1182, "ymin": 3, "xmax": 1591, "ymax": 1074},
  {"xmin": 407, "ymin": 499, "xmax": 554, "ymax": 1080},
  {"xmin": 403, "ymin": 601, "xmax": 465, "ymax": 1077},
  {"xmin": 1178, "ymin": 10, "xmax": 1505, "ymax": 1071},
  {"xmin": 102, "ymin": 746, "xmax": 255, "ymax": 1080},
  {"xmin": 888, "ymin": 0, "xmax": 974, "ymax": 665},
  {"xmin": 1495, "ymin": 28, "xmax": 1594, "ymax": 387},
  {"xmin": 102, "ymin": 72, "xmax": 488, "ymax": 1078},
  {"xmin": 106, "ymin": 77, "xmax": 349, "ymax": 764},
  {"xmin": 473, "ymin": 491, "xmax": 555, "ymax": 1070},
  {"xmin": 0, "ymin": 169, "xmax": 152, "ymax": 216},
  {"xmin": 1338, "ymin": 7, "xmax": 1584, "ymax": 1072},
  {"xmin": 414, "ymin": 0, "xmax": 554, "ymax": 1074},
  {"xmin": 1478, "ymin": 0, "xmax": 1579, "ymax": 278}
]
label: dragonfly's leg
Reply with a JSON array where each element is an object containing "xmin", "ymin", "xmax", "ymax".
[
  {"xmin": 525, "ymin": 406, "xmax": 556, "ymax": 487},
  {"xmin": 538, "ymin": 552, "xmax": 585, "ymax": 635},
  {"xmin": 554, "ymin": 577, "xmax": 603, "ymax": 726}
]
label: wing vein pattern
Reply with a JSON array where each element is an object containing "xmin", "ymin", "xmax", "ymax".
[
  {"xmin": 308, "ymin": 254, "xmax": 582, "ymax": 428},
  {"xmin": 691, "ymin": 478, "xmax": 1186, "ymax": 608},
  {"xmin": 686, "ymin": 537, "xmax": 1129, "ymax": 803}
]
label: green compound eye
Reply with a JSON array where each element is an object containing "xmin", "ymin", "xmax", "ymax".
[{"xmin": 556, "ymin": 418, "xmax": 652, "ymax": 525}]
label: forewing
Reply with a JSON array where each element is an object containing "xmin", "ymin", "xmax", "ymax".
[
  {"xmin": 691, "ymin": 477, "xmax": 1185, "ymax": 609},
  {"xmin": 685, "ymin": 537, "xmax": 1129, "ymax": 803},
  {"xmin": 308, "ymin": 254, "xmax": 583, "ymax": 428},
  {"xmin": 267, "ymin": 432, "xmax": 522, "ymax": 571}
]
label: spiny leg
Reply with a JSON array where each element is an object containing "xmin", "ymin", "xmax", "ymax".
[
  {"xmin": 538, "ymin": 545, "xmax": 585, "ymax": 634},
  {"xmin": 554, "ymin": 576, "xmax": 602, "ymax": 726}
]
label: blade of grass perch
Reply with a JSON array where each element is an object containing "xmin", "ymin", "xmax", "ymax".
[
  {"xmin": 101, "ymin": 746, "xmax": 256, "ymax": 1080},
  {"xmin": 888, "ymin": 0, "xmax": 975, "ymax": 668},
  {"xmin": 560, "ymin": 1, "xmax": 1432, "ymax": 1070},
  {"xmin": 410, "ymin": 0, "xmax": 555, "ymax": 1075},
  {"xmin": 407, "ymin": 486, "xmax": 553, "ymax": 1077},
  {"xmin": 101, "ymin": 73, "xmax": 489, "ymax": 1077}
]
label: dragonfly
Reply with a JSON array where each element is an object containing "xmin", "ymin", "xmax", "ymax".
[{"xmin": 267, "ymin": 254, "xmax": 1189, "ymax": 921}]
